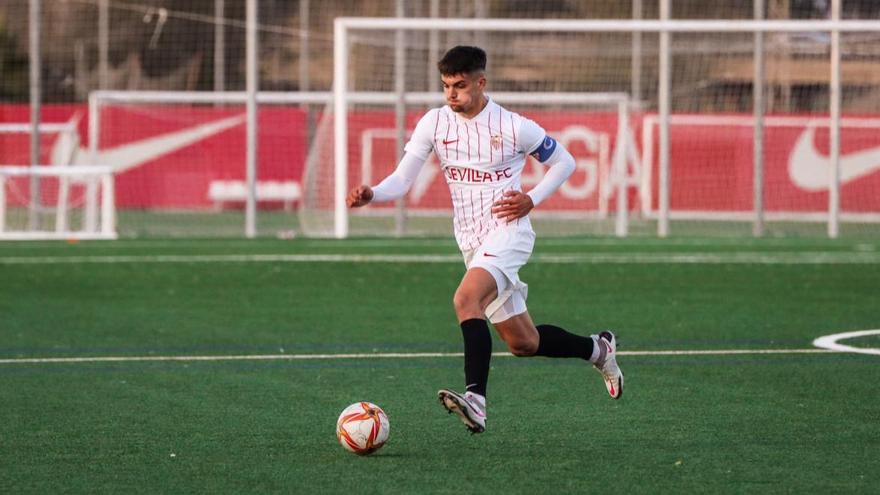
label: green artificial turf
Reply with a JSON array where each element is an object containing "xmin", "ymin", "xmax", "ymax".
[{"xmin": 1, "ymin": 237, "xmax": 878, "ymax": 493}]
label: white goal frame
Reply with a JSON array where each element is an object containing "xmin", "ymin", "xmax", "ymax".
[
  {"xmin": 0, "ymin": 165, "xmax": 116, "ymax": 240},
  {"xmin": 330, "ymin": 91, "xmax": 635, "ymax": 239},
  {"xmin": 92, "ymin": 89, "xmax": 636, "ymax": 239},
  {"xmin": 334, "ymin": 16, "xmax": 880, "ymax": 238}
]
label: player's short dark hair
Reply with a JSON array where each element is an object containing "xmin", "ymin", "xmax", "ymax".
[{"xmin": 438, "ymin": 46, "xmax": 487, "ymax": 76}]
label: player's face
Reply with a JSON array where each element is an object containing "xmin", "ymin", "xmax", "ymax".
[{"xmin": 441, "ymin": 72, "xmax": 486, "ymax": 118}]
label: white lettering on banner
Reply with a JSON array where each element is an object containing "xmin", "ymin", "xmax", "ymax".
[
  {"xmin": 53, "ymin": 115, "xmax": 246, "ymax": 173},
  {"xmin": 521, "ymin": 126, "xmax": 607, "ymax": 200},
  {"xmin": 559, "ymin": 126, "xmax": 602, "ymax": 200}
]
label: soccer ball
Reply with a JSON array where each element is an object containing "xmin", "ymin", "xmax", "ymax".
[{"xmin": 335, "ymin": 402, "xmax": 390, "ymax": 455}]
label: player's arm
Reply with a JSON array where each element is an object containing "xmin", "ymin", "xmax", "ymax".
[
  {"xmin": 492, "ymin": 133, "xmax": 575, "ymax": 222},
  {"xmin": 346, "ymin": 152, "xmax": 427, "ymax": 208},
  {"xmin": 348, "ymin": 109, "xmax": 438, "ymax": 208},
  {"xmin": 523, "ymin": 136, "xmax": 576, "ymax": 207}
]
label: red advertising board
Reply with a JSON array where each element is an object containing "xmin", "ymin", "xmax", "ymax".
[{"xmin": 2, "ymin": 105, "xmax": 879, "ymax": 213}]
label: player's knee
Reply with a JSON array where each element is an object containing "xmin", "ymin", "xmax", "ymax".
[
  {"xmin": 507, "ymin": 338, "xmax": 538, "ymax": 357},
  {"xmin": 452, "ymin": 290, "xmax": 481, "ymax": 318}
]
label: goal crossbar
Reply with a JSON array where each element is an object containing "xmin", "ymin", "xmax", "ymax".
[
  {"xmin": 91, "ymin": 90, "xmax": 628, "ymax": 106},
  {"xmin": 336, "ymin": 18, "xmax": 880, "ymax": 33}
]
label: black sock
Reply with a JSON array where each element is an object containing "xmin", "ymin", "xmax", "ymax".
[
  {"xmin": 535, "ymin": 324, "xmax": 593, "ymax": 360},
  {"xmin": 460, "ymin": 318, "xmax": 492, "ymax": 397}
]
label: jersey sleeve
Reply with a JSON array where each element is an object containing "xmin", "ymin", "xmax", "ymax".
[
  {"xmin": 518, "ymin": 117, "xmax": 558, "ymax": 164},
  {"xmin": 403, "ymin": 108, "xmax": 440, "ymax": 160}
]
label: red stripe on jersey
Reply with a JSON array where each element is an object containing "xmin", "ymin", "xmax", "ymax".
[
  {"xmin": 432, "ymin": 110, "xmax": 440, "ymax": 153},
  {"xmin": 478, "ymin": 189, "xmax": 484, "ymax": 237},
  {"xmin": 465, "ymin": 123, "xmax": 471, "ymax": 160},
  {"xmin": 455, "ymin": 122, "xmax": 460, "ymax": 160},
  {"xmin": 468, "ymin": 189, "xmax": 477, "ymax": 246},
  {"xmin": 492, "ymin": 189, "xmax": 500, "ymax": 228},
  {"xmin": 457, "ymin": 189, "xmax": 464, "ymax": 231},
  {"xmin": 444, "ymin": 112, "xmax": 451, "ymax": 160},
  {"xmin": 469, "ymin": 189, "xmax": 476, "ymax": 231},
  {"xmin": 457, "ymin": 189, "xmax": 472, "ymax": 249},
  {"xmin": 510, "ymin": 113, "xmax": 517, "ymax": 153},
  {"xmin": 498, "ymin": 108, "xmax": 504, "ymax": 161},
  {"xmin": 453, "ymin": 188, "xmax": 462, "ymax": 238},
  {"xmin": 487, "ymin": 112, "xmax": 493, "ymax": 163},
  {"xmin": 474, "ymin": 122, "xmax": 482, "ymax": 162},
  {"xmin": 470, "ymin": 190, "xmax": 480, "ymax": 250}
]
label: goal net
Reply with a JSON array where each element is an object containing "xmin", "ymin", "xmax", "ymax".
[
  {"xmin": 303, "ymin": 16, "xmax": 880, "ymax": 239},
  {"xmin": 89, "ymin": 91, "xmax": 320, "ymax": 238},
  {"xmin": 0, "ymin": 121, "xmax": 116, "ymax": 240},
  {"xmin": 300, "ymin": 95, "xmax": 638, "ymax": 239},
  {"xmin": 37, "ymin": 13, "xmax": 879, "ymax": 240}
]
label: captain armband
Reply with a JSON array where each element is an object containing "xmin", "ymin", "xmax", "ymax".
[{"xmin": 529, "ymin": 136, "xmax": 558, "ymax": 163}]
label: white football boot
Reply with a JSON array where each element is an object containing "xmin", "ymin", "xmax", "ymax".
[
  {"xmin": 593, "ymin": 331, "xmax": 624, "ymax": 399},
  {"xmin": 438, "ymin": 389, "xmax": 486, "ymax": 434}
]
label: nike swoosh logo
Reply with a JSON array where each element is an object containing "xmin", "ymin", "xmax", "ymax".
[
  {"xmin": 788, "ymin": 125, "xmax": 880, "ymax": 191},
  {"xmin": 483, "ymin": 253, "xmax": 497, "ymax": 257},
  {"xmin": 61, "ymin": 114, "xmax": 246, "ymax": 173},
  {"xmin": 442, "ymin": 139, "xmax": 458, "ymax": 145}
]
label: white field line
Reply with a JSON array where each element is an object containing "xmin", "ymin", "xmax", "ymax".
[
  {"xmin": 0, "ymin": 237, "xmax": 869, "ymax": 250},
  {"xmin": 813, "ymin": 329, "xmax": 880, "ymax": 356},
  {"xmin": 2, "ymin": 252, "xmax": 880, "ymax": 265},
  {"xmin": 0, "ymin": 348, "xmax": 837, "ymax": 365}
]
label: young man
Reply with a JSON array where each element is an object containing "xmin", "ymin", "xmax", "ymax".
[{"xmin": 347, "ymin": 46, "xmax": 623, "ymax": 434}]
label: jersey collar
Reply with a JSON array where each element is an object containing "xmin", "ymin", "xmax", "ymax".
[{"xmin": 452, "ymin": 96, "xmax": 494, "ymax": 123}]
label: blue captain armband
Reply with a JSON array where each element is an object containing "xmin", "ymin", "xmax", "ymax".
[{"xmin": 529, "ymin": 136, "xmax": 558, "ymax": 163}]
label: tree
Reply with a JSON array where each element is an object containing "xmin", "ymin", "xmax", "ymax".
[{"xmin": 0, "ymin": 16, "xmax": 29, "ymax": 102}]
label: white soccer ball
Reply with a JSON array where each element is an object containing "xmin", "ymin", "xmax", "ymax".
[{"xmin": 335, "ymin": 402, "xmax": 390, "ymax": 455}]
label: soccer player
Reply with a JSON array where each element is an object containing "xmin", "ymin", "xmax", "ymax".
[{"xmin": 346, "ymin": 46, "xmax": 623, "ymax": 434}]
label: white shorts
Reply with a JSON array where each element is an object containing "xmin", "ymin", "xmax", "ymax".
[{"xmin": 462, "ymin": 225, "xmax": 536, "ymax": 324}]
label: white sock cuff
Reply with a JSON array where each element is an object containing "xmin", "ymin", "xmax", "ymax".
[{"xmin": 589, "ymin": 335, "xmax": 601, "ymax": 362}]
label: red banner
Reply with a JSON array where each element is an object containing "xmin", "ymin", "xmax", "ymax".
[
  {"xmin": 642, "ymin": 115, "xmax": 880, "ymax": 213},
  {"xmin": 3, "ymin": 105, "xmax": 880, "ymax": 213}
]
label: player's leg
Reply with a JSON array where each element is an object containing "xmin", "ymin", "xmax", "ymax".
[
  {"xmin": 490, "ymin": 310, "xmax": 539, "ymax": 356},
  {"xmin": 438, "ymin": 267, "xmax": 497, "ymax": 433},
  {"xmin": 493, "ymin": 310, "xmax": 593, "ymax": 359},
  {"xmin": 492, "ymin": 302, "xmax": 624, "ymax": 399},
  {"xmin": 452, "ymin": 266, "xmax": 498, "ymax": 322},
  {"xmin": 451, "ymin": 266, "xmax": 498, "ymax": 401}
]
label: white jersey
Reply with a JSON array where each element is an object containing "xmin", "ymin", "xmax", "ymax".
[{"xmin": 404, "ymin": 98, "xmax": 548, "ymax": 251}]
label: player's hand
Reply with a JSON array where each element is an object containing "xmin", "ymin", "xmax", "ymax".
[
  {"xmin": 491, "ymin": 190, "xmax": 534, "ymax": 223},
  {"xmin": 346, "ymin": 185, "xmax": 374, "ymax": 208}
]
